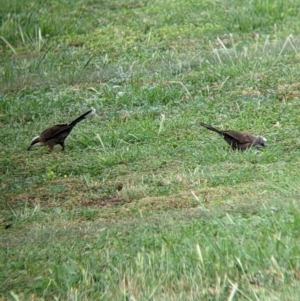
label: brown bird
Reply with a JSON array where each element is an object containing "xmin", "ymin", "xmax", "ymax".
[
  {"xmin": 28, "ymin": 108, "xmax": 96, "ymax": 151},
  {"xmin": 199, "ymin": 122, "xmax": 266, "ymax": 151}
]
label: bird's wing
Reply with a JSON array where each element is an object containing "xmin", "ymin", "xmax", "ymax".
[
  {"xmin": 40, "ymin": 124, "xmax": 70, "ymax": 142},
  {"xmin": 48, "ymin": 126, "xmax": 74, "ymax": 141},
  {"xmin": 223, "ymin": 131, "xmax": 252, "ymax": 143},
  {"xmin": 223, "ymin": 131, "xmax": 257, "ymax": 150}
]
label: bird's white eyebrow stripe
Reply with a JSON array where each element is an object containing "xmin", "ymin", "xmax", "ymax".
[{"xmin": 31, "ymin": 135, "xmax": 40, "ymax": 142}]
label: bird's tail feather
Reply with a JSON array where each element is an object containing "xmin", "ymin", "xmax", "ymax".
[
  {"xmin": 198, "ymin": 122, "xmax": 223, "ymax": 135},
  {"xmin": 68, "ymin": 108, "xmax": 96, "ymax": 127}
]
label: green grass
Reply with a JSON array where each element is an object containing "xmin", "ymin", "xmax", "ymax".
[{"xmin": 1, "ymin": 0, "xmax": 300, "ymax": 300}]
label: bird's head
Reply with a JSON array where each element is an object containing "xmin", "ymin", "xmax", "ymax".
[
  {"xmin": 27, "ymin": 136, "xmax": 42, "ymax": 150},
  {"xmin": 254, "ymin": 136, "xmax": 267, "ymax": 148}
]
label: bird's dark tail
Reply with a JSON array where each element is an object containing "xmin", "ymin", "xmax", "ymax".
[
  {"xmin": 68, "ymin": 108, "xmax": 96, "ymax": 127},
  {"xmin": 198, "ymin": 122, "xmax": 223, "ymax": 135}
]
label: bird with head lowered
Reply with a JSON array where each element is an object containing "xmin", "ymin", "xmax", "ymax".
[
  {"xmin": 199, "ymin": 122, "xmax": 267, "ymax": 151},
  {"xmin": 28, "ymin": 108, "xmax": 96, "ymax": 151}
]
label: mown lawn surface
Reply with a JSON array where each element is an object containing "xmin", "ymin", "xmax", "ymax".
[{"xmin": 1, "ymin": 0, "xmax": 300, "ymax": 300}]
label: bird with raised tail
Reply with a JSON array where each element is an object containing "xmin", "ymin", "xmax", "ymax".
[
  {"xmin": 28, "ymin": 108, "xmax": 96, "ymax": 151},
  {"xmin": 199, "ymin": 122, "xmax": 266, "ymax": 151}
]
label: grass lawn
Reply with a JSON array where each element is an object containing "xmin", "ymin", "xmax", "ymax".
[{"xmin": 1, "ymin": 0, "xmax": 300, "ymax": 300}]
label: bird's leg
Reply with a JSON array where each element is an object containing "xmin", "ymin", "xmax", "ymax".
[{"xmin": 47, "ymin": 141, "xmax": 56, "ymax": 150}]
